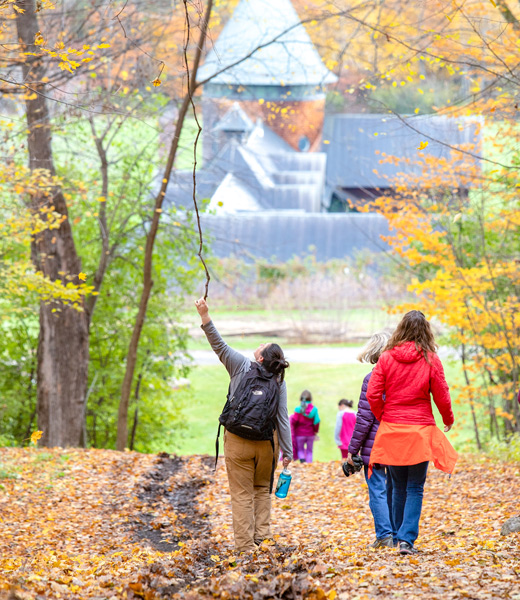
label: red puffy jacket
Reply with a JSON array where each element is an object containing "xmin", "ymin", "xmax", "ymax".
[{"xmin": 366, "ymin": 341, "xmax": 454, "ymax": 427}]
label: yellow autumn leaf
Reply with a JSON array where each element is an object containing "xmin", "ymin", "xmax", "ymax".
[
  {"xmin": 417, "ymin": 141, "xmax": 429, "ymax": 150},
  {"xmin": 30, "ymin": 430, "xmax": 43, "ymax": 444},
  {"xmin": 78, "ymin": 272, "xmax": 87, "ymax": 281},
  {"xmin": 151, "ymin": 78, "xmax": 162, "ymax": 87}
]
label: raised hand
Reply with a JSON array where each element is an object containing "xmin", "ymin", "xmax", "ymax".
[{"xmin": 194, "ymin": 297, "xmax": 210, "ymax": 324}]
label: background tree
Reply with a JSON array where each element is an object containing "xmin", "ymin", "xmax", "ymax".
[
  {"xmin": 3, "ymin": 0, "xmax": 518, "ymax": 450},
  {"xmin": 1, "ymin": 0, "xmax": 202, "ymax": 446}
]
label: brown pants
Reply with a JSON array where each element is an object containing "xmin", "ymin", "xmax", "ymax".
[{"xmin": 224, "ymin": 430, "xmax": 279, "ymax": 552}]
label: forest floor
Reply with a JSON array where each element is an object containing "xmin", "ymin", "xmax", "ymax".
[{"xmin": 0, "ymin": 448, "xmax": 519, "ymax": 600}]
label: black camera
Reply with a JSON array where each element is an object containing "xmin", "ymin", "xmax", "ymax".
[{"xmin": 342, "ymin": 455, "xmax": 363, "ymax": 477}]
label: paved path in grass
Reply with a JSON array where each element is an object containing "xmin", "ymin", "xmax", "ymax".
[
  {"xmin": 189, "ymin": 346, "xmax": 361, "ymax": 365},
  {"xmin": 189, "ymin": 345, "xmax": 458, "ymax": 366}
]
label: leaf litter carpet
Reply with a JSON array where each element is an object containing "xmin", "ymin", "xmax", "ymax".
[{"xmin": 0, "ymin": 448, "xmax": 518, "ymax": 599}]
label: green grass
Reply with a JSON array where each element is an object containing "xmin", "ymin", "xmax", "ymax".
[
  {"xmin": 169, "ymin": 360, "xmax": 475, "ymax": 461},
  {"xmin": 0, "ymin": 462, "xmax": 20, "ymax": 479}
]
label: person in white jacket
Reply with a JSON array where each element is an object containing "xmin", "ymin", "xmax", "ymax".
[{"xmin": 334, "ymin": 399, "xmax": 356, "ymax": 459}]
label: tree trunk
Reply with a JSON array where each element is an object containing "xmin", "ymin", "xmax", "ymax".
[
  {"xmin": 461, "ymin": 343, "xmax": 482, "ymax": 451},
  {"xmin": 16, "ymin": 0, "xmax": 89, "ymax": 447}
]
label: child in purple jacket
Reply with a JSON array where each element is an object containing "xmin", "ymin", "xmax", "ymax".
[
  {"xmin": 347, "ymin": 331, "xmax": 395, "ymax": 549},
  {"xmin": 290, "ymin": 390, "xmax": 320, "ymax": 463}
]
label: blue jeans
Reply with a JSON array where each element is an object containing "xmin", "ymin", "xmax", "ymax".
[
  {"xmin": 364, "ymin": 465, "xmax": 394, "ymax": 540},
  {"xmin": 388, "ymin": 462, "xmax": 429, "ymax": 546}
]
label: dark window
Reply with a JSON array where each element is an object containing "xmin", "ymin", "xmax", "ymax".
[{"xmin": 298, "ymin": 136, "xmax": 310, "ymax": 152}]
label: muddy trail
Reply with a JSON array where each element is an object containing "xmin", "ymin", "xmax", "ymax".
[
  {"xmin": 0, "ymin": 448, "xmax": 519, "ymax": 600},
  {"xmin": 131, "ymin": 453, "xmax": 314, "ymax": 600}
]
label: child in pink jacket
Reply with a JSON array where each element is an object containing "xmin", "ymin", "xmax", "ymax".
[{"xmin": 290, "ymin": 390, "xmax": 320, "ymax": 463}]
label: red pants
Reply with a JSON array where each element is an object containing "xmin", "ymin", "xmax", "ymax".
[{"xmin": 340, "ymin": 448, "xmax": 349, "ymax": 459}]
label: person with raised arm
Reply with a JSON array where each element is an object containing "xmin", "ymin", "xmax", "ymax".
[{"xmin": 195, "ymin": 298, "xmax": 293, "ymax": 553}]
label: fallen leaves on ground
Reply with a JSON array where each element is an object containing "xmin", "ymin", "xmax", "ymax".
[{"xmin": 0, "ymin": 448, "xmax": 518, "ymax": 599}]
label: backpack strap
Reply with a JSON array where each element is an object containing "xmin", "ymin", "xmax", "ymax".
[
  {"xmin": 215, "ymin": 423, "xmax": 222, "ymax": 471},
  {"xmin": 269, "ymin": 436, "xmax": 276, "ymax": 494}
]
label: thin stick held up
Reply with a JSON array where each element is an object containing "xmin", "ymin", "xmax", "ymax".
[
  {"xmin": 183, "ymin": 0, "xmax": 211, "ymax": 300},
  {"xmin": 116, "ymin": 0, "xmax": 214, "ymax": 451}
]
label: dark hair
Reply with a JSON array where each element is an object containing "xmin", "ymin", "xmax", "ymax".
[
  {"xmin": 338, "ymin": 399, "xmax": 353, "ymax": 408},
  {"xmin": 261, "ymin": 343, "xmax": 290, "ymax": 382},
  {"xmin": 300, "ymin": 389, "xmax": 312, "ymax": 402},
  {"xmin": 385, "ymin": 310, "xmax": 438, "ymax": 362}
]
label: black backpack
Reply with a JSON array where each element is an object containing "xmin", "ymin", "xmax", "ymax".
[{"xmin": 215, "ymin": 363, "xmax": 280, "ymax": 491}]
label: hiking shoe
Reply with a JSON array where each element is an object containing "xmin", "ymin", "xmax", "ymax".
[
  {"xmin": 398, "ymin": 541, "xmax": 418, "ymax": 555},
  {"xmin": 368, "ymin": 535, "xmax": 394, "ymax": 549}
]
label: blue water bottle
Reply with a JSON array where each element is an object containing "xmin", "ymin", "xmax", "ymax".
[{"xmin": 275, "ymin": 468, "xmax": 292, "ymax": 499}]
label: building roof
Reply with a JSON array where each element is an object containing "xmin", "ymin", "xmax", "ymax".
[
  {"xmin": 198, "ymin": 0, "xmax": 337, "ymax": 87},
  {"xmin": 209, "ymin": 173, "xmax": 268, "ymax": 212},
  {"xmin": 322, "ymin": 114, "xmax": 483, "ymax": 192},
  {"xmin": 245, "ymin": 119, "xmax": 294, "ymax": 154},
  {"xmin": 200, "ymin": 212, "xmax": 389, "ymax": 261},
  {"xmin": 164, "ymin": 118, "xmax": 327, "ymax": 214},
  {"xmin": 213, "ymin": 102, "xmax": 254, "ymax": 133}
]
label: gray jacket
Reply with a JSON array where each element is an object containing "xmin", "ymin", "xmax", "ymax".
[{"xmin": 201, "ymin": 320, "xmax": 293, "ymax": 460}]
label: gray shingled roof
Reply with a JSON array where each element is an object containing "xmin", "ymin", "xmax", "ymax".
[
  {"xmin": 210, "ymin": 173, "xmax": 268, "ymax": 212},
  {"xmin": 198, "ymin": 0, "xmax": 337, "ymax": 86},
  {"xmin": 165, "ymin": 115, "xmax": 327, "ymax": 214},
  {"xmin": 200, "ymin": 212, "xmax": 389, "ymax": 260},
  {"xmin": 323, "ymin": 114, "xmax": 483, "ymax": 190},
  {"xmin": 213, "ymin": 102, "xmax": 254, "ymax": 133},
  {"xmin": 245, "ymin": 120, "xmax": 294, "ymax": 154}
]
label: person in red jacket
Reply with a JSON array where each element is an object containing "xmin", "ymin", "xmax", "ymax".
[{"xmin": 366, "ymin": 310, "xmax": 457, "ymax": 555}]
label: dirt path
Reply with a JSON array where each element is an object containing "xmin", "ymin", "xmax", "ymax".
[{"xmin": 1, "ymin": 449, "xmax": 518, "ymax": 600}]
